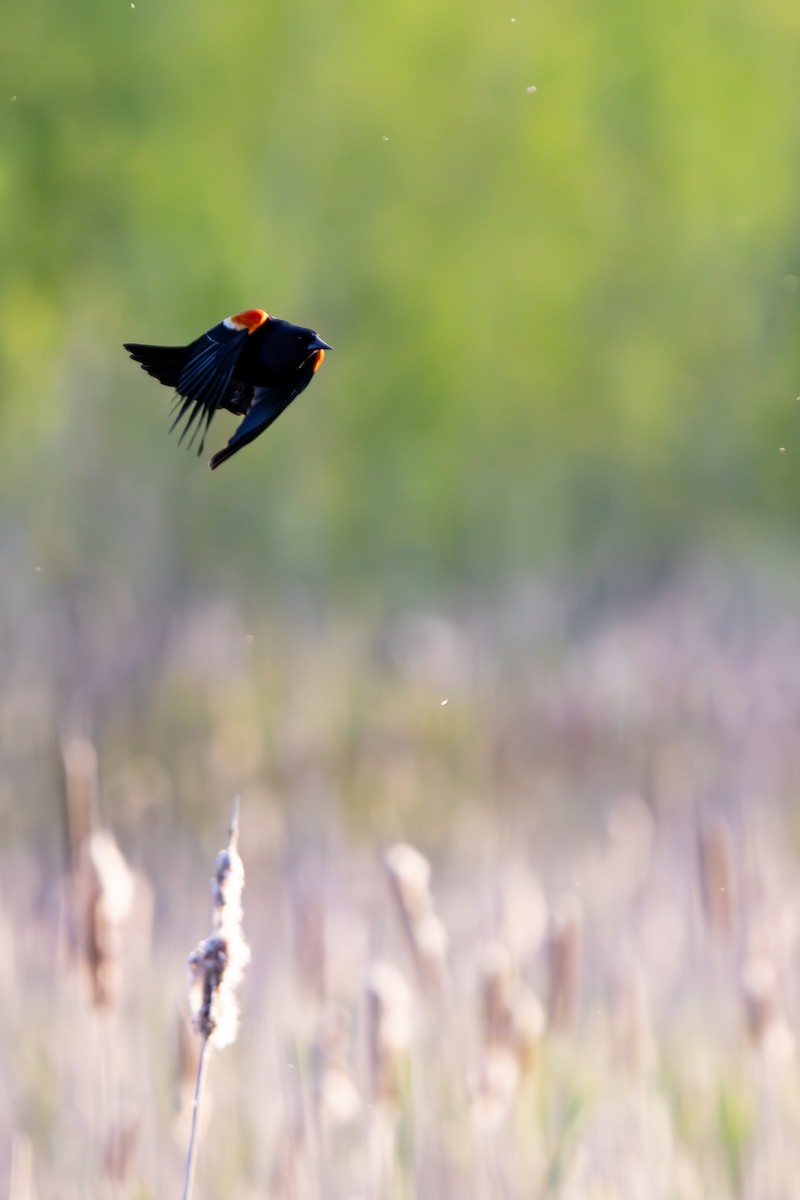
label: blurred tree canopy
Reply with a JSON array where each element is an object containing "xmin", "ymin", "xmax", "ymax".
[{"xmin": 2, "ymin": 0, "xmax": 800, "ymax": 604}]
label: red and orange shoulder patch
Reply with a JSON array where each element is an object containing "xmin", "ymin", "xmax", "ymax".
[{"xmin": 224, "ymin": 309, "xmax": 269, "ymax": 333}]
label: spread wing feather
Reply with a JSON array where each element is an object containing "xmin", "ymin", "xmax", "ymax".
[
  {"xmin": 209, "ymin": 372, "xmax": 312, "ymax": 470},
  {"xmin": 170, "ymin": 330, "xmax": 250, "ymax": 454}
]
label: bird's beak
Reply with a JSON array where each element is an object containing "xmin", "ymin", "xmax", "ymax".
[{"xmin": 309, "ymin": 336, "xmax": 332, "ymax": 352}]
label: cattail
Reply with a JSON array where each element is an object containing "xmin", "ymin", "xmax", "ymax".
[
  {"xmin": 80, "ymin": 828, "xmax": 135, "ymax": 1008},
  {"xmin": 741, "ymin": 955, "xmax": 778, "ymax": 1042},
  {"xmin": 365, "ymin": 962, "xmax": 411, "ymax": 1200},
  {"xmin": 269, "ymin": 1120, "xmax": 313, "ymax": 1200},
  {"xmin": 61, "ymin": 736, "xmax": 99, "ymax": 872},
  {"xmin": 496, "ymin": 867, "xmax": 548, "ymax": 962},
  {"xmin": 477, "ymin": 941, "xmax": 545, "ymax": 1076},
  {"xmin": 698, "ymin": 816, "xmax": 736, "ymax": 938},
  {"xmin": 407, "ymin": 909, "xmax": 449, "ymax": 995},
  {"xmin": 470, "ymin": 942, "xmax": 542, "ymax": 1132},
  {"xmin": 288, "ymin": 858, "xmax": 326, "ymax": 999},
  {"xmin": 605, "ymin": 794, "xmax": 655, "ymax": 898},
  {"xmin": 608, "ymin": 967, "xmax": 656, "ymax": 1077},
  {"xmin": 8, "ymin": 1135, "xmax": 34, "ymax": 1200},
  {"xmin": 547, "ymin": 893, "xmax": 583, "ymax": 1032},
  {"xmin": 384, "ymin": 843, "xmax": 431, "ymax": 923},
  {"xmin": 103, "ymin": 1106, "xmax": 140, "ymax": 1184},
  {"xmin": 478, "ymin": 941, "xmax": 515, "ymax": 1047},
  {"xmin": 468, "ymin": 1047, "xmax": 520, "ymax": 1133},
  {"xmin": 182, "ymin": 799, "xmax": 250, "ymax": 1200},
  {"xmin": 511, "ymin": 986, "xmax": 546, "ymax": 1073},
  {"xmin": 316, "ymin": 1063, "xmax": 361, "ymax": 1135},
  {"xmin": 270, "ymin": 1050, "xmax": 313, "ymax": 1200},
  {"xmin": 187, "ymin": 800, "xmax": 250, "ymax": 1048},
  {"xmin": 740, "ymin": 954, "xmax": 794, "ymax": 1061},
  {"xmin": 384, "ymin": 842, "xmax": 449, "ymax": 994},
  {"xmin": 312, "ymin": 1004, "xmax": 360, "ymax": 1133},
  {"xmin": 365, "ymin": 961, "xmax": 412, "ymax": 1107}
]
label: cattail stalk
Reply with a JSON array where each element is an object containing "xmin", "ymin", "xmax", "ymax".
[
  {"xmin": 182, "ymin": 1041, "xmax": 210, "ymax": 1200},
  {"xmin": 182, "ymin": 797, "xmax": 250, "ymax": 1200}
]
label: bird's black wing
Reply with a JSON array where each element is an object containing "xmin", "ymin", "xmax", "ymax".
[
  {"xmin": 169, "ymin": 329, "xmax": 250, "ymax": 454},
  {"xmin": 208, "ymin": 375, "xmax": 310, "ymax": 470},
  {"xmin": 223, "ymin": 381, "xmax": 257, "ymax": 417}
]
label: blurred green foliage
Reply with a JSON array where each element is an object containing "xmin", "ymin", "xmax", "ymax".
[{"xmin": 2, "ymin": 0, "xmax": 800, "ymax": 601}]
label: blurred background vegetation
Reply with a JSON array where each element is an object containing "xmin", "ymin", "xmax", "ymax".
[
  {"xmin": 3, "ymin": 0, "xmax": 800, "ymax": 600},
  {"xmin": 2, "ymin": 0, "xmax": 800, "ymax": 842},
  {"xmin": 5, "ymin": 1, "xmax": 800, "ymax": 1194}
]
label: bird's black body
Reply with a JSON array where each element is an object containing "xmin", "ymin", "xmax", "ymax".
[{"xmin": 124, "ymin": 309, "xmax": 330, "ymax": 469}]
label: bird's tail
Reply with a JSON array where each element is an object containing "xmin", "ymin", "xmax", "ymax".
[{"xmin": 123, "ymin": 342, "xmax": 190, "ymax": 389}]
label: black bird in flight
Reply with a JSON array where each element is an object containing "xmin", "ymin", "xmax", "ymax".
[{"xmin": 124, "ymin": 308, "xmax": 331, "ymax": 469}]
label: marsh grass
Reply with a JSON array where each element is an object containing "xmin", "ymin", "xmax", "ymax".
[{"xmin": 3, "ymin": 585, "xmax": 800, "ymax": 1195}]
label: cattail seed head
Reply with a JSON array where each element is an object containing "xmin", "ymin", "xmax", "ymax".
[
  {"xmin": 188, "ymin": 935, "xmax": 230, "ymax": 1045},
  {"xmin": 187, "ymin": 799, "xmax": 250, "ymax": 1050}
]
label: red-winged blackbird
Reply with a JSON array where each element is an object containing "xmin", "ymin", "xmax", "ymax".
[{"xmin": 124, "ymin": 308, "xmax": 331, "ymax": 469}]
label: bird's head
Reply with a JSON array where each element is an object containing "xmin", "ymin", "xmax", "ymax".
[{"xmin": 258, "ymin": 318, "xmax": 332, "ymax": 373}]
